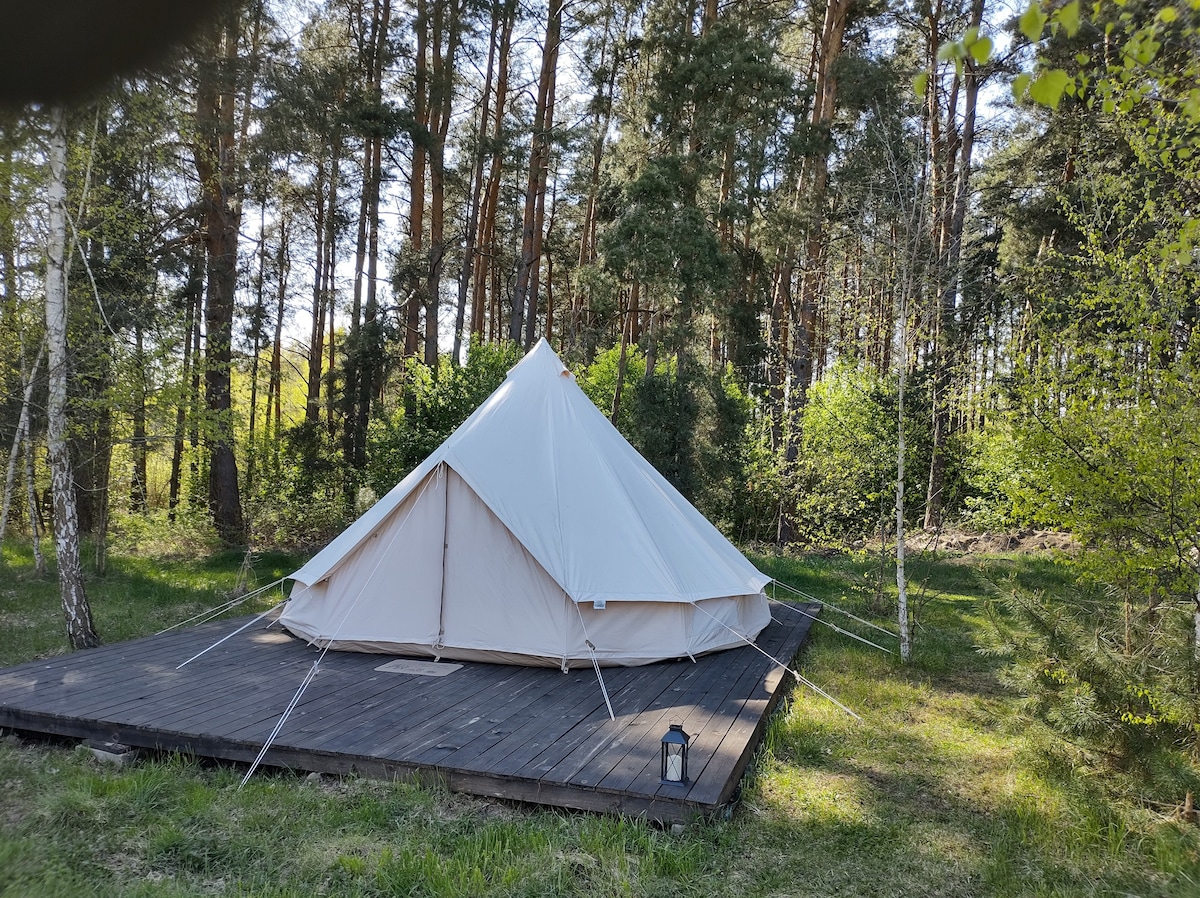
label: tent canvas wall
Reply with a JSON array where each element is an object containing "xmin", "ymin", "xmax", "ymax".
[{"xmin": 280, "ymin": 340, "xmax": 771, "ymax": 668}]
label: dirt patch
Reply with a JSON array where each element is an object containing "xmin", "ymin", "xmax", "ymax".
[
  {"xmin": 901, "ymin": 529, "xmax": 1077, "ymax": 555},
  {"xmin": 751, "ymin": 529, "xmax": 1078, "ymax": 560}
]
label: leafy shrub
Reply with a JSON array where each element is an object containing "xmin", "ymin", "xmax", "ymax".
[
  {"xmin": 365, "ymin": 340, "xmax": 522, "ymax": 495},
  {"xmin": 791, "ymin": 361, "xmax": 939, "ymax": 541}
]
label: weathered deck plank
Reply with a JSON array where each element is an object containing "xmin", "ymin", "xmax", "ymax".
[{"xmin": 0, "ymin": 604, "xmax": 818, "ymax": 823}]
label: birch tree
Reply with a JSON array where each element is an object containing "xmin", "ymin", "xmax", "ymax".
[
  {"xmin": 0, "ymin": 341, "xmax": 42, "ymax": 543},
  {"xmin": 44, "ymin": 106, "xmax": 99, "ymax": 650}
]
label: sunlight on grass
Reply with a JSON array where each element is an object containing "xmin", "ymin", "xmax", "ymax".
[{"xmin": 3, "ymin": 542, "xmax": 1200, "ymax": 896}]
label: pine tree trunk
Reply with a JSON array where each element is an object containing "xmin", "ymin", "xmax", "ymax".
[
  {"xmin": 770, "ymin": 0, "xmax": 851, "ymax": 545},
  {"xmin": 193, "ymin": 11, "xmax": 247, "ymax": 545},
  {"xmin": 611, "ymin": 283, "xmax": 636, "ymax": 425},
  {"xmin": 45, "ymin": 105, "xmax": 100, "ymax": 650},
  {"xmin": 472, "ymin": 0, "xmax": 515, "ymax": 343},
  {"xmin": 511, "ymin": 0, "xmax": 562, "ymax": 346},
  {"xmin": 0, "ymin": 121, "xmax": 16, "ymax": 319},
  {"xmin": 306, "ymin": 160, "xmax": 328, "ymax": 423},
  {"xmin": 423, "ymin": 0, "xmax": 460, "ymax": 366},
  {"xmin": 793, "ymin": 0, "xmax": 850, "ymax": 408},
  {"xmin": 923, "ymin": 0, "xmax": 982, "ymax": 531},
  {"xmin": 453, "ymin": 0, "xmax": 500, "ymax": 362},
  {"xmin": 270, "ymin": 220, "xmax": 287, "ymax": 473},
  {"xmin": 246, "ymin": 202, "xmax": 271, "ymax": 497},
  {"xmin": 897, "ymin": 301, "xmax": 911, "ymax": 663},
  {"xmin": 406, "ymin": 0, "xmax": 428, "ymax": 358},
  {"xmin": 324, "ymin": 145, "xmax": 342, "ymax": 435}
]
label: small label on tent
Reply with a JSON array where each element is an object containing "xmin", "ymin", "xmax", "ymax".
[
  {"xmin": 593, "ymin": 600, "xmax": 606, "ymax": 610},
  {"xmin": 374, "ymin": 659, "xmax": 463, "ymax": 676}
]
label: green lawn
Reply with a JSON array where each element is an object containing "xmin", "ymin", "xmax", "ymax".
[{"xmin": 1, "ymin": 539, "xmax": 1198, "ymax": 897}]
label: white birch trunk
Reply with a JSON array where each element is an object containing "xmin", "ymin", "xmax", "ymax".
[
  {"xmin": 25, "ymin": 430, "xmax": 44, "ymax": 574},
  {"xmin": 44, "ymin": 105, "xmax": 99, "ymax": 649},
  {"xmin": 0, "ymin": 343, "xmax": 44, "ymax": 542},
  {"xmin": 1193, "ymin": 555, "xmax": 1200, "ymax": 663},
  {"xmin": 897, "ymin": 333, "xmax": 911, "ymax": 663},
  {"xmin": 0, "ymin": 414, "xmax": 26, "ymax": 544}
]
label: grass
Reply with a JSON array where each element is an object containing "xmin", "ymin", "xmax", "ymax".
[
  {"xmin": 2, "ymin": 536, "xmax": 1200, "ymax": 896},
  {"xmin": 0, "ymin": 538, "xmax": 297, "ymax": 667}
]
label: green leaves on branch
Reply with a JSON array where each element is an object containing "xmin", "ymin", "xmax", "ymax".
[
  {"xmin": 932, "ymin": 26, "xmax": 993, "ymax": 77},
  {"xmin": 985, "ymin": 3, "xmax": 1199, "ymax": 119},
  {"xmin": 1027, "ymin": 69, "xmax": 1073, "ymax": 108},
  {"xmin": 1019, "ymin": 2, "xmax": 1049, "ymax": 43}
]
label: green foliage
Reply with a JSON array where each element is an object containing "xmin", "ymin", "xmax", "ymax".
[
  {"xmin": 575, "ymin": 347, "xmax": 766, "ymax": 540},
  {"xmin": 602, "ymin": 156, "xmax": 731, "ymax": 308},
  {"xmin": 977, "ymin": 0, "xmax": 1200, "ymax": 803},
  {"xmin": 958, "ymin": 422, "xmax": 1035, "ymax": 531},
  {"xmin": 791, "ymin": 362, "xmax": 943, "ymax": 541},
  {"xmin": 629, "ymin": 363, "xmax": 702, "ymax": 499},
  {"xmin": 365, "ymin": 341, "xmax": 522, "ymax": 497},
  {"xmin": 574, "ymin": 343, "xmax": 646, "ymax": 435},
  {"xmin": 983, "ymin": 578, "xmax": 1200, "ymax": 800}
]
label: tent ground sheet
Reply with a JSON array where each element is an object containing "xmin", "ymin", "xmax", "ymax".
[{"xmin": 0, "ymin": 603, "xmax": 818, "ymax": 823}]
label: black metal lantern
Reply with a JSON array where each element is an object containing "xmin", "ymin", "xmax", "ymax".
[{"xmin": 660, "ymin": 723, "xmax": 690, "ymax": 786}]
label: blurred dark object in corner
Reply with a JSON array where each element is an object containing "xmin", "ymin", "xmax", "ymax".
[{"xmin": 0, "ymin": 1, "xmax": 221, "ymax": 107}]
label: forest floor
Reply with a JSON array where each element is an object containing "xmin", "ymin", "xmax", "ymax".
[{"xmin": 1, "ymin": 536, "xmax": 1198, "ymax": 897}]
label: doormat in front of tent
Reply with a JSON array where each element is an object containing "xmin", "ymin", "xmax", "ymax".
[{"xmin": 374, "ymin": 659, "xmax": 463, "ymax": 676}]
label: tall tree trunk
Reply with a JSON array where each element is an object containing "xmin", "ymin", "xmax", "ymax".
[
  {"xmin": 343, "ymin": 0, "xmax": 392, "ymax": 476},
  {"xmin": 193, "ymin": 9, "xmax": 247, "ymax": 545},
  {"xmin": 511, "ymin": 0, "xmax": 563, "ymax": 347},
  {"xmin": 793, "ymin": 0, "xmax": 850, "ymax": 408},
  {"xmin": 611, "ymin": 282, "xmax": 637, "ymax": 425},
  {"xmin": 187, "ymin": 275, "xmax": 203, "ymax": 509},
  {"xmin": 0, "ymin": 118, "xmax": 18, "ymax": 321},
  {"xmin": 472, "ymin": 0, "xmax": 516, "ymax": 343},
  {"xmin": 44, "ymin": 105, "xmax": 99, "ymax": 649},
  {"xmin": 169, "ymin": 248, "xmax": 201, "ymax": 522},
  {"xmin": 25, "ymin": 430, "xmax": 44, "ymax": 575},
  {"xmin": 772, "ymin": 0, "xmax": 851, "ymax": 544},
  {"xmin": 924, "ymin": 0, "xmax": 982, "ymax": 531},
  {"xmin": 269, "ymin": 218, "xmax": 287, "ymax": 475},
  {"xmin": 306, "ymin": 159, "xmax": 328, "ymax": 423},
  {"xmin": 130, "ymin": 324, "xmax": 148, "ymax": 513},
  {"xmin": 406, "ymin": 0, "xmax": 428, "ymax": 358},
  {"xmin": 0, "ymin": 342, "xmax": 44, "ymax": 542},
  {"xmin": 423, "ymin": 0, "xmax": 461, "ymax": 366},
  {"xmin": 569, "ymin": 7, "xmax": 622, "ymax": 349},
  {"xmin": 343, "ymin": 141, "xmax": 371, "ymax": 450},
  {"xmin": 322, "ymin": 138, "xmax": 343, "ymax": 436},
  {"xmin": 453, "ymin": 0, "xmax": 500, "ymax": 362},
  {"xmin": 360, "ymin": 0, "xmax": 391, "ymax": 463},
  {"xmin": 246, "ymin": 201, "xmax": 272, "ymax": 497}
]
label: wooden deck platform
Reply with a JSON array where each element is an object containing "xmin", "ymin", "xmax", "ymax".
[{"xmin": 0, "ymin": 602, "xmax": 817, "ymax": 823}]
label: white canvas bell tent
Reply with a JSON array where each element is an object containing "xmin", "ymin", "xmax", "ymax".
[{"xmin": 279, "ymin": 339, "xmax": 771, "ymax": 668}]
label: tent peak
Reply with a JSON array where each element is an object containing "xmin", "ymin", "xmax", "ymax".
[{"xmin": 507, "ymin": 338, "xmax": 572, "ymax": 382}]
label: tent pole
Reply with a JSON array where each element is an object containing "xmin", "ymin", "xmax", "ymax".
[{"xmin": 435, "ymin": 463, "xmax": 449, "ymax": 653}]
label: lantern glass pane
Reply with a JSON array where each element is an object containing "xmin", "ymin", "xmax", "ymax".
[{"xmin": 665, "ymin": 744, "xmax": 684, "ymax": 782}]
